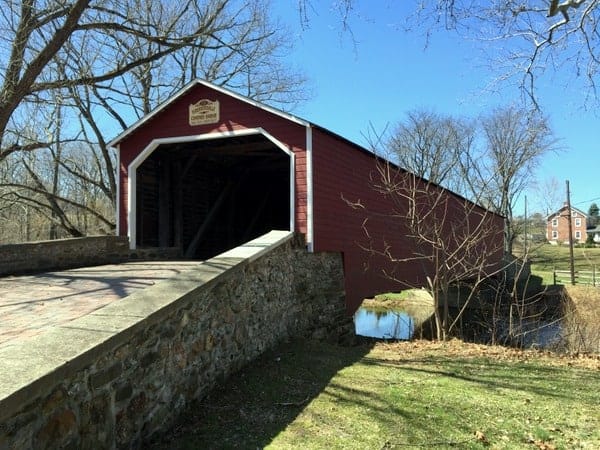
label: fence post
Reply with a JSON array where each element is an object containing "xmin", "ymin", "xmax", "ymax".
[{"xmin": 553, "ymin": 266, "xmax": 556, "ymax": 286}]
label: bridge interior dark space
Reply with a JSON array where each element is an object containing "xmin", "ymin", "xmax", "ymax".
[{"xmin": 135, "ymin": 134, "xmax": 290, "ymax": 259}]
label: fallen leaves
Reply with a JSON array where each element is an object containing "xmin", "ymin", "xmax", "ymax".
[
  {"xmin": 525, "ymin": 433, "xmax": 557, "ymax": 449},
  {"xmin": 533, "ymin": 439, "xmax": 556, "ymax": 450},
  {"xmin": 474, "ymin": 430, "xmax": 489, "ymax": 444},
  {"xmin": 374, "ymin": 339, "xmax": 600, "ymax": 369}
]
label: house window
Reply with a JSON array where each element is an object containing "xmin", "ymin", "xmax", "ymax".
[
  {"xmin": 575, "ymin": 218, "xmax": 581, "ymax": 227},
  {"xmin": 572, "ymin": 211, "xmax": 578, "ymax": 217},
  {"xmin": 551, "ymin": 218, "xmax": 558, "ymax": 227},
  {"xmin": 552, "ymin": 231, "xmax": 558, "ymax": 239},
  {"xmin": 575, "ymin": 231, "xmax": 581, "ymax": 240}
]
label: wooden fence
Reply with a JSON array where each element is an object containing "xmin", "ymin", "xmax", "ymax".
[{"xmin": 553, "ymin": 267, "xmax": 598, "ymax": 286}]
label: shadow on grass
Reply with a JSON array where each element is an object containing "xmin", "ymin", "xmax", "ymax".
[
  {"xmin": 148, "ymin": 340, "xmax": 599, "ymax": 449},
  {"xmin": 148, "ymin": 339, "xmax": 374, "ymax": 450},
  {"xmin": 360, "ymin": 355, "xmax": 597, "ymax": 401}
]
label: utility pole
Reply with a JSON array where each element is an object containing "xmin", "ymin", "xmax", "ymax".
[{"xmin": 566, "ymin": 180, "xmax": 575, "ymax": 285}]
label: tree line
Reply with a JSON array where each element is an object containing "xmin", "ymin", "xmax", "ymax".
[
  {"xmin": 379, "ymin": 106, "xmax": 558, "ymax": 255},
  {"xmin": 0, "ymin": 0, "xmax": 307, "ymax": 243}
]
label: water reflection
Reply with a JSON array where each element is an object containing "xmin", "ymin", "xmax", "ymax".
[
  {"xmin": 494, "ymin": 318, "xmax": 563, "ymax": 349},
  {"xmin": 354, "ymin": 307, "xmax": 414, "ymax": 340}
]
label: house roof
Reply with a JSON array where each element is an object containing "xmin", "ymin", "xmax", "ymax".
[{"xmin": 547, "ymin": 205, "xmax": 588, "ymax": 220}]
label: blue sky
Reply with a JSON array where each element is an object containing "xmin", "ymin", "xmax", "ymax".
[{"xmin": 274, "ymin": 2, "xmax": 600, "ymax": 216}]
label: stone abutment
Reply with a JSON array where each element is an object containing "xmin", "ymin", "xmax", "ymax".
[{"xmin": 0, "ymin": 231, "xmax": 346, "ymax": 449}]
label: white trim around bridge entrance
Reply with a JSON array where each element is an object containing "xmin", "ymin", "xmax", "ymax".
[
  {"xmin": 305, "ymin": 125, "xmax": 314, "ymax": 253},
  {"xmin": 127, "ymin": 128, "xmax": 296, "ymax": 250}
]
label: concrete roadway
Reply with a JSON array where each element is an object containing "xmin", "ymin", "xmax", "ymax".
[{"xmin": 0, "ymin": 261, "xmax": 202, "ymax": 350}]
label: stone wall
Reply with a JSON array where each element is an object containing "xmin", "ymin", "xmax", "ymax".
[
  {"xmin": 0, "ymin": 231, "xmax": 346, "ymax": 449},
  {"xmin": 0, "ymin": 236, "xmax": 130, "ymax": 276},
  {"xmin": 501, "ymin": 254, "xmax": 531, "ymax": 282}
]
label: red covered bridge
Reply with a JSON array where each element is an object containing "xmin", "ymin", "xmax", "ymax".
[{"xmin": 109, "ymin": 80, "xmax": 503, "ymax": 313}]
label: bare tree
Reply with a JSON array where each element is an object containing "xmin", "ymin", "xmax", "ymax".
[
  {"xmin": 350, "ymin": 161, "xmax": 504, "ymax": 341},
  {"xmin": 383, "ymin": 106, "xmax": 556, "ymax": 257},
  {"xmin": 386, "ymin": 109, "xmax": 475, "ymax": 194},
  {"xmin": 1, "ymin": 0, "xmax": 178, "ymax": 159},
  {"xmin": 535, "ymin": 176, "xmax": 564, "ymax": 215},
  {"xmin": 0, "ymin": 0, "xmax": 307, "ymax": 161},
  {"xmin": 173, "ymin": 1, "xmax": 309, "ymax": 108},
  {"xmin": 0, "ymin": 0, "xmax": 308, "ymax": 240},
  {"xmin": 301, "ymin": 1, "xmax": 600, "ymax": 106},
  {"xmin": 349, "ymin": 105, "xmax": 556, "ymax": 340},
  {"xmin": 0, "ymin": 139, "xmax": 115, "ymax": 239},
  {"xmin": 465, "ymin": 106, "xmax": 558, "ymax": 254},
  {"xmin": 409, "ymin": 0, "xmax": 600, "ymax": 106}
]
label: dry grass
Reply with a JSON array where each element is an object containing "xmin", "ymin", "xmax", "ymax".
[
  {"xmin": 362, "ymin": 289, "xmax": 434, "ymax": 324},
  {"xmin": 515, "ymin": 244, "xmax": 600, "ymax": 354},
  {"xmin": 563, "ymin": 285, "xmax": 600, "ymax": 353}
]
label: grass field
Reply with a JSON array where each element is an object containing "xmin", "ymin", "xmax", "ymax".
[
  {"xmin": 526, "ymin": 243, "xmax": 600, "ymax": 270},
  {"xmin": 517, "ymin": 243, "xmax": 600, "ymax": 285},
  {"xmin": 151, "ymin": 340, "xmax": 600, "ymax": 450}
]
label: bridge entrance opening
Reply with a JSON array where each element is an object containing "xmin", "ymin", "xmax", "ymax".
[{"xmin": 134, "ymin": 134, "xmax": 291, "ymax": 259}]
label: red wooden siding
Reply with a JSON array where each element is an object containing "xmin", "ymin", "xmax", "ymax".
[
  {"xmin": 311, "ymin": 129, "xmax": 403, "ymax": 312},
  {"xmin": 311, "ymin": 128, "xmax": 504, "ymax": 313}
]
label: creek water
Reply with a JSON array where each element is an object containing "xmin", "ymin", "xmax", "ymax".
[
  {"xmin": 354, "ymin": 307, "xmax": 414, "ymax": 340},
  {"xmin": 495, "ymin": 319, "xmax": 563, "ymax": 349},
  {"xmin": 354, "ymin": 305, "xmax": 564, "ymax": 347}
]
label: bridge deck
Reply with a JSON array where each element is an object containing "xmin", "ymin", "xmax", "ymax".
[{"xmin": 0, "ymin": 261, "xmax": 201, "ymax": 349}]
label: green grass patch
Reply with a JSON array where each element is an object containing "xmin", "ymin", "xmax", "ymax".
[
  {"xmin": 513, "ymin": 243, "xmax": 600, "ymax": 287},
  {"xmin": 151, "ymin": 340, "xmax": 600, "ymax": 450},
  {"xmin": 522, "ymin": 243, "xmax": 600, "ymax": 273}
]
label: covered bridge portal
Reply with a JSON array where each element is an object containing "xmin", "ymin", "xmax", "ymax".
[
  {"xmin": 110, "ymin": 80, "xmax": 504, "ymax": 313},
  {"xmin": 134, "ymin": 133, "xmax": 291, "ymax": 259}
]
